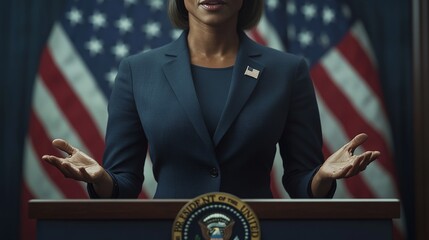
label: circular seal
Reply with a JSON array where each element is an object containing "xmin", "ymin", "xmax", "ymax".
[{"xmin": 172, "ymin": 192, "xmax": 260, "ymax": 240}]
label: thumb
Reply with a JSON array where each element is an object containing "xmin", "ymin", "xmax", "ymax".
[
  {"xmin": 346, "ymin": 133, "xmax": 368, "ymax": 154},
  {"xmin": 52, "ymin": 139, "xmax": 77, "ymax": 155}
]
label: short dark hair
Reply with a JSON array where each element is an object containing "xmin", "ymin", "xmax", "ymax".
[{"xmin": 168, "ymin": 0, "xmax": 264, "ymax": 30}]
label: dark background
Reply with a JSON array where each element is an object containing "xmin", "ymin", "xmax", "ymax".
[{"xmin": 0, "ymin": 0, "xmax": 414, "ymax": 239}]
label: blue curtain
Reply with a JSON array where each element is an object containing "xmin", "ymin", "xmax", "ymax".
[
  {"xmin": 0, "ymin": 0, "xmax": 414, "ymax": 239},
  {"xmin": 0, "ymin": 0, "xmax": 66, "ymax": 238}
]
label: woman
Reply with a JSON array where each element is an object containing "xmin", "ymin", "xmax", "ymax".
[{"xmin": 43, "ymin": 0, "xmax": 379, "ymax": 199}]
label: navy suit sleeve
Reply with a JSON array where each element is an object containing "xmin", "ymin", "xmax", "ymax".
[
  {"xmin": 279, "ymin": 58, "xmax": 336, "ymax": 198},
  {"xmin": 88, "ymin": 58, "xmax": 147, "ymax": 198}
]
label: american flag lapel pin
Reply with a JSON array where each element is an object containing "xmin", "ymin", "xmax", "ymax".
[{"xmin": 244, "ymin": 66, "xmax": 260, "ymax": 79}]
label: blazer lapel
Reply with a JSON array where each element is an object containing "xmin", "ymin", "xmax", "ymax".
[
  {"xmin": 213, "ymin": 33, "xmax": 265, "ymax": 146},
  {"xmin": 162, "ymin": 32, "xmax": 214, "ymax": 151}
]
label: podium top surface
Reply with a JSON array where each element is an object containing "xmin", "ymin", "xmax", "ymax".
[{"xmin": 28, "ymin": 199, "xmax": 400, "ymax": 220}]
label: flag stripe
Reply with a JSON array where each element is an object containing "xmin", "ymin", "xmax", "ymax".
[
  {"xmin": 142, "ymin": 155, "xmax": 157, "ymax": 198},
  {"xmin": 343, "ymin": 176, "xmax": 376, "ymax": 198},
  {"xmin": 23, "ymin": 138, "xmax": 64, "ymax": 199},
  {"xmin": 333, "ymin": 180, "xmax": 352, "ymax": 198},
  {"xmin": 320, "ymin": 49, "xmax": 394, "ymax": 151},
  {"xmin": 48, "ymin": 23, "xmax": 108, "ymax": 137},
  {"xmin": 336, "ymin": 33, "xmax": 394, "ymax": 151},
  {"xmin": 32, "ymin": 76, "xmax": 91, "ymax": 158},
  {"xmin": 337, "ymin": 31, "xmax": 383, "ymax": 100},
  {"xmin": 350, "ymin": 22, "xmax": 377, "ymax": 67},
  {"xmin": 275, "ymin": 147, "xmax": 290, "ymax": 198},
  {"xmin": 394, "ymin": 211, "xmax": 407, "ymax": 239},
  {"xmin": 361, "ymin": 161, "xmax": 398, "ymax": 197},
  {"xmin": 271, "ymin": 146, "xmax": 290, "ymax": 198},
  {"xmin": 311, "ymin": 63, "xmax": 395, "ymax": 175},
  {"xmin": 248, "ymin": 29, "xmax": 267, "ymax": 46},
  {"xmin": 315, "ymin": 89, "xmax": 348, "ymax": 157},
  {"xmin": 28, "ymin": 111, "xmax": 88, "ymax": 198},
  {"xmin": 270, "ymin": 178, "xmax": 282, "ymax": 198},
  {"xmin": 39, "ymin": 48, "xmax": 105, "ymax": 161}
]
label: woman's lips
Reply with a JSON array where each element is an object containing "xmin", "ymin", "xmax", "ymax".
[{"xmin": 199, "ymin": 0, "xmax": 226, "ymax": 11}]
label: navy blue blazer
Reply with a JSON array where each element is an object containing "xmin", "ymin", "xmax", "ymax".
[{"xmin": 90, "ymin": 31, "xmax": 333, "ymax": 199}]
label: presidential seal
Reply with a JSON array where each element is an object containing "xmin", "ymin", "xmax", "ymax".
[{"xmin": 172, "ymin": 192, "xmax": 260, "ymax": 240}]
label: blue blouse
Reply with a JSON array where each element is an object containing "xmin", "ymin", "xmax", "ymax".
[{"xmin": 191, "ymin": 65, "xmax": 233, "ymax": 138}]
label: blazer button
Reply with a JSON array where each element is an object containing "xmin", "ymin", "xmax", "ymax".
[{"xmin": 210, "ymin": 168, "xmax": 219, "ymax": 178}]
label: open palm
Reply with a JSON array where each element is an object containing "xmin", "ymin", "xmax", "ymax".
[
  {"xmin": 319, "ymin": 133, "xmax": 380, "ymax": 180},
  {"xmin": 42, "ymin": 139, "xmax": 105, "ymax": 183}
]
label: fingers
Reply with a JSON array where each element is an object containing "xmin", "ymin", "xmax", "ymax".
[
  {"xmin": 42, "ymin": 139, "xmax": 99, "ymax": 182},
  {"xmin": 42, "ymin": 155, "xmax": 84, "ymax": 181},
  {"xmin": 347, "ymin": 154, "xmax": 368, "ymax": 177},
  {"xmin": 344, "ymin": 151, "xmax": 380, "ymax": 178},
  {"xmin": 42, "ymin": 155, "xmax": 71, "ymax": 177},
  {"xmin": 42, "ymin": 155, "xmax": 64, "ymax": 168},
  {"xmin": 52, "ymin": 139, "xmax": 77, "ymax": 156},
  {"xmin": 358, "ymin": 151, "xmax": 380, "ymax": 171},
  {"xmin": 344, "ymin": 133, "xmax": 368, "ymax": 155}
]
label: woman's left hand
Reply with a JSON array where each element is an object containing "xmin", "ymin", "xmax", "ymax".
[{"xmin": 319, "ymin": 133, "xmax": 380, "ymax": 180}]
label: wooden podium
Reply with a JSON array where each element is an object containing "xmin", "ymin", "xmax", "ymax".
[{"xmin": 29, "ymin": 199, "xmax": 399, "ymax": 240}]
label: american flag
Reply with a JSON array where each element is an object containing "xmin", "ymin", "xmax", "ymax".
[
  {"xmin": 251, "ymin": 0, "xmax": 405, "ymax": 239},
  {"xmin": 21, "ymin": 0, "xmax": 405, "ymax": 239}
]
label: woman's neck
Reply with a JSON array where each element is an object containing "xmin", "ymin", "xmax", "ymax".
[{"xmin": 187, "ymin": 24, "xmax": 239, "ymax": 68}]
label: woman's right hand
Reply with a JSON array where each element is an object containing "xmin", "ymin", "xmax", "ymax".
[{"xmin": 42, "ymin": 139, "xmax": 106, "ymax": 184}]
